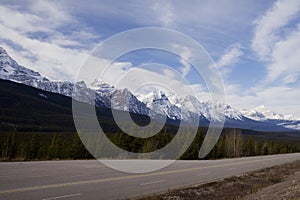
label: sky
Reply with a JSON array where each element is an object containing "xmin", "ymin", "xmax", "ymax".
[{"xmin": 0, "ymin": 0, "xmax": 300, "ymax": 116}]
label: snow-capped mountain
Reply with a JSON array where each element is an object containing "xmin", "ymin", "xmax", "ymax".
[
  {"xmin": 241, "ymin": 105, "xmax": 300, "ymax": 121},
  {"xmin": 137, "ymin": 91, "xmax": 244, "ymax": 122},
  {"xmin": 241, "ymin": 105, "xmax": 285, "ymax": 121},
  {"xmin": 0, "ymin": 47, "xmax": 149, "ymax": 115},
  {"xmin": 0, "ymin": 47, "xmax": 48, "ymax": 82},
  {"xmin": 136, "ymin": 89, "xmax": 300, "ymax": 131},
  {"xmin": 181, "ymin": 95, "xmax": 244, "ymax": 121},
  {"xmin": 136, "ymin": 90, "xmax": 282, "ymax": 130},
  {"xmin": 241, "ymin": 105, "xmax": 300, "ymax": 130},
  {"xmin": 137, "ymin": 90, "xmax": 182, "ymax": 120},
  {"xmin": 136, "ymin": 89, "xmax": 293, "ymax": 131},
  {"xmin": 0, "ymin": 46, "xmax": 299, "ymax": 131}
]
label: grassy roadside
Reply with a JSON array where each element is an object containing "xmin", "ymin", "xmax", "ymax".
[{"xmin": 134, "ymin": 160, "xmax": 300, "ymax": 200}]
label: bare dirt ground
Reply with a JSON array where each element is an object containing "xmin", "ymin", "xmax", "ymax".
[{"xmin": 135, "ymin": 160, "xmax": 300, "ymax": 200}]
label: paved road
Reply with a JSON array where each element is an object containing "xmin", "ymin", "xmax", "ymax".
[{"xmin": 0, "ymin": 153, "xmax": 300, "ymax": 200}]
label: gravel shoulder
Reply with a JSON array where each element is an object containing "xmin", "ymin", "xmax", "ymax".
[
  {"xmin": 135, "ymin": 160, "xmax": 300, "ymax": 200},
  {"xmin": 243, "ymin": 167, "xmax": 300, "ymax": 200}
]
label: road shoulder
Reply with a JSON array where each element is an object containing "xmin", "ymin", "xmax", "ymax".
[{"xmin": 134, "ymin": 160, "xmax": 300, "ymax": 200}]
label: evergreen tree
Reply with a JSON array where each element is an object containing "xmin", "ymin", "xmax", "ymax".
[
  {"xmin": 225, "ymin": 129, "xmax": 243, "ymax": 158},
  {"xmin": 47, "ymin": 134, "xmax": 61, "ymax": 159},
  {"xmin": 37, "ymin": 146, "xmax": 46, "ymax": 160},
  {"xmin": 69, "ymin": 133, "xmax": 90, "ymax": 159},
  {"xmin": 2, "ymin": 132, "xmax": 17, "ymax": 159},
  {"xmin": 255, "ymin": 141, "xmax": 263, "ymax": 156},
  {"xmin": 28, "ymin": 134, "xmax": 39, "ymax": 160},
  {"xmin": 245, "ymin": 136, "xmax": 254, "ymax": 156},
  {"xmin": 180, "ymin": 129, "xmax": 203, "ymax": 160},
  {"xmin": 216, "ymin": 135, "xmax": 226, "ymax": 158}
]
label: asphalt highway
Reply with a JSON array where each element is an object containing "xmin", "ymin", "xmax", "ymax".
[{"xmin": 0, "ymin": 153, "xmax": 300, "ymax": 200}]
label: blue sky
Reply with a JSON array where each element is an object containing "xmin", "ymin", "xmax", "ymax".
[{"xmin": 0, "ymin": 0, "xmax": 300, "ymax": 116}]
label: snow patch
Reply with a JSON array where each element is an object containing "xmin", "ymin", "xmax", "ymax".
[{"xmin": 38, "ymin": 93, "xmax": 48, "ymax": 99}]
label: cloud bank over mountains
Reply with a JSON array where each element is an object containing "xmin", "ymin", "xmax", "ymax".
[{"xmin": 0, "ymin": 0, "xmax": 299, "ymax": 117}]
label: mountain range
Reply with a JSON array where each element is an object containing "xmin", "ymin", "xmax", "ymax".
[{"xmin": 1, "ymin": 46, "xmax": 299, "ymax": 132}]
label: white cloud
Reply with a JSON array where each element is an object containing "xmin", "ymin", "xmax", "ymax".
[
  {"xmin": 152, "ymin": 1, "xmax": 174, "ymax": 27},
  {"xmin": 28, "ymin": 1, "xmax": 72, "ymax": 28},
  {"xmin": 216, "ymin": 43, "xmax": 243, "ymax": 76},
  {"xmin": 0, "ymin": 1, "xmax": 72, "ymax": 34},
  {"xmin": 80, "ymin": 56, "xmax": 200, "ymax": 100},
  {"xmin": 0, "ymin": 3, "xmax": 99, "ymax": 81},
  {"xmin": 254, "ymin": 86, "xmax": 300, "ymax": 115},
  {"xmin": 77, "ymin": 55, "xmax": 133, "ymax": 87},
  {"xmin": 89, "ymin": 60, "xmax": 207, "ymax": 101},
  {"xmin": 224, "ymin": 85, "xmax": 300, "ymax": 117},
  {"xmin": 1, "ymin": 1, "xmax": 300, "ymax": 117},
  {"xmin": 208, "ymin": 43, "xmax": 243, "ymax": 107},
  {"xmin": 251, "ymin": 0, "xmax": 300, "ymax": 83},
  {"xmin": 225, "ymin": 94, "xmax": 260, "ymax": 110},
  {"xmin": 267, "ymin": 24, "xmax": 300, "ymax": 83},
  {"xmin": 252, "ymin": 0, "xmax": 300, "ymax": 61},
  {"xmin": 238, "ymin": 0, "xmax": 300, "ymax": 117},
  {"xmin": 0, "ymin": 23, "xmax": 89, "ymax": 81},
  {"xmin": 114, "ymin": 66, "xmax": 197, "ymax": 98},
  {"xmin": 0, "ymin": 5, "xmax": 45, "ymax": 33},
  {"xmin": 179, "ymin": 46, "xmax": 192, "ymax": 77}
]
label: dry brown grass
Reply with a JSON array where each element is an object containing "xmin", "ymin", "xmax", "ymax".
[{"xmin": 132, "ymin": 160, "xmax": 300, "ymax": 200}]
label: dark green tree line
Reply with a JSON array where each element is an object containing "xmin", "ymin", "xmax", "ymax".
[{"xmin": 0, "ymin": 128, "xmax": 300, "ymax": 161}]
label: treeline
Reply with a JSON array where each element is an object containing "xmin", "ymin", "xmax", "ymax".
[
  {"xmin": 181, "ymin": 129, "xmax": 300, "ymax": 159},
  {"xmin": 0, "ymin": 132, "xmax": 92, "ymax": 161},
  {"xmin": 0, "ymin": 129, "xmax": 300, "ymax": 161}
]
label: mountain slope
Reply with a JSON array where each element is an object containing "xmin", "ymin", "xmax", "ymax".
[
  {"xmin": 241, "ymin": 105, "xmax": 286, "ymax": 121},
  {"xmin": 0, "ymin": 46, "xmax": 298, "ymax": 132},
  {"xmin": 241, "ymin": 105, "xmax": 300, "ymax": 130},
  {"xmin": 0, "ymin": 79, "xmax": 76, "ymax": 132},
  {"xmin": 137, "ymin": 91, "xmax": 292, "ymax": 131},
  {"xmin": 0, "ymin": 47, "xmax": 48, "ymax": 82},
  {"xmin": 0, "ymin": 79, "xmax": 154, "ymax": 132},
  {"xmin": 0, "ymin": 47, "xmax": 150, "ymax": 115}
]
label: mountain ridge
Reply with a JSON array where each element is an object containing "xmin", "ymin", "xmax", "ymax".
[{"xmin": 0, "ymin": 46, "xmax": 299, "ymax": 131}]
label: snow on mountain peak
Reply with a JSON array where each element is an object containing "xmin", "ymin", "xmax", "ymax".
[
  {"xmin": 0, "ymin": 47, "xmax": 48, "ymax": 82},
  {"xmin": 136, "ymin": 89, "xmax": 182, "ymax": 120},
  {"xmin": 241, "ymin": 104, "xmax": 300, "ymax": 122},
  {"xmin": 0, "ymin": 47, "xmax": 149, "ymax": 115},
  {"xmin": 1, "ymin": 46, "xmax": 300, "ymax": 130},
  {"xmin": 0, "ymin": 47, "xmax": 6, "ymax": 54},
  {"xmin": 137, "ymin": 89, "xmax": 244, "ymax": 122},
  {"xmin": 257, "ymin": 104, "xmax": 266, "ymax": 109}
]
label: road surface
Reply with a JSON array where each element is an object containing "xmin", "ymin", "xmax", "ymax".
[{"xmin": 1, "ymin": 153, "xmax": 300, "ymax": 200}]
